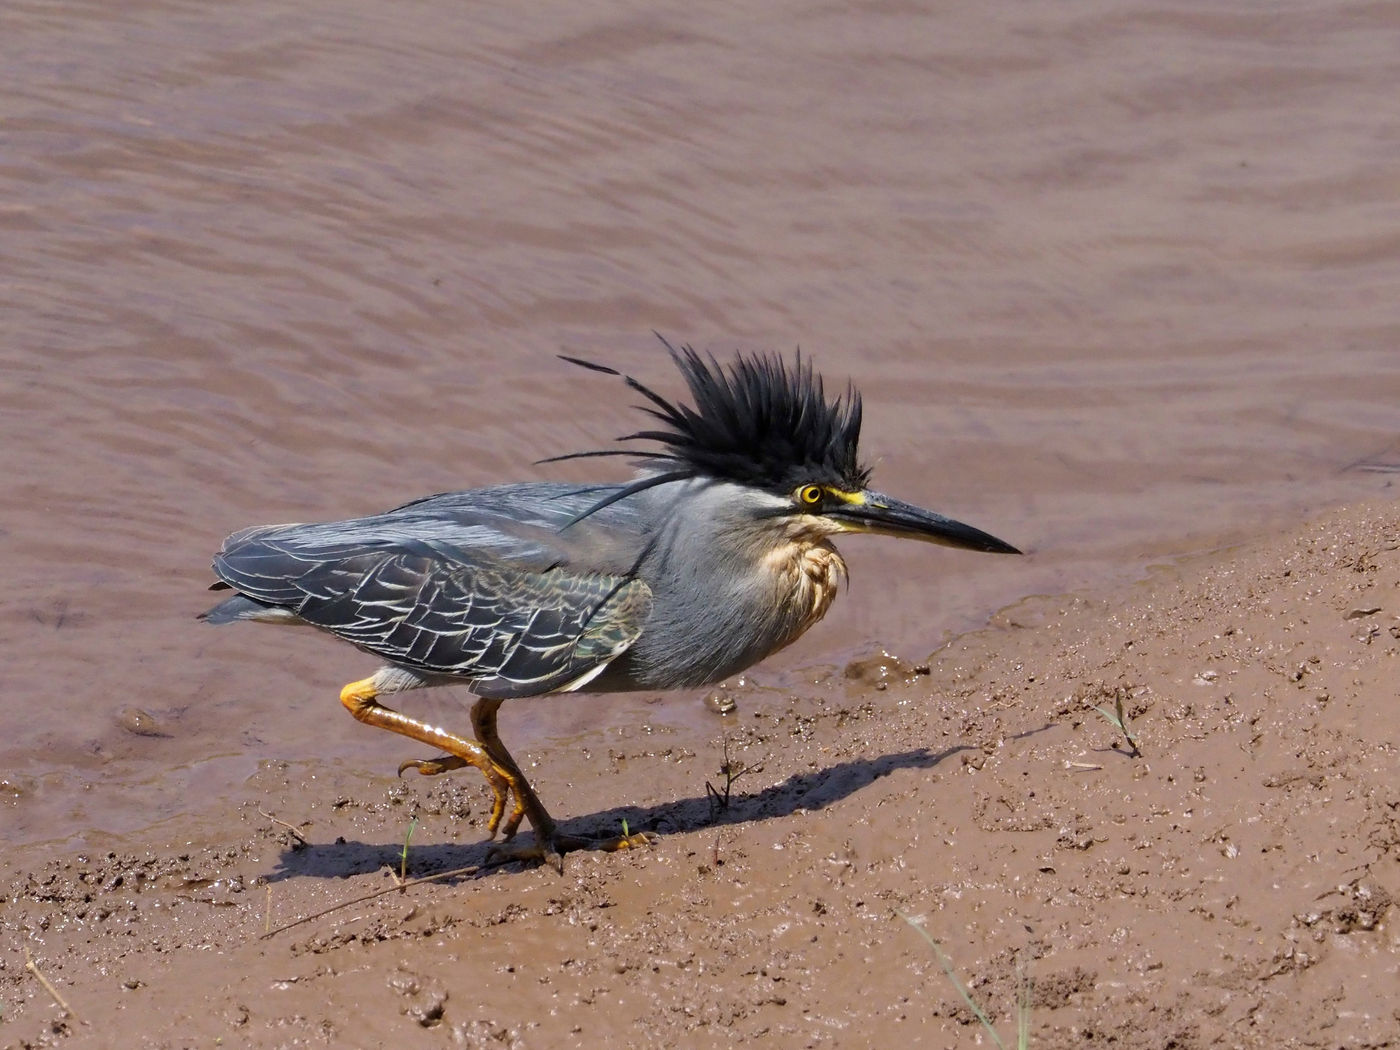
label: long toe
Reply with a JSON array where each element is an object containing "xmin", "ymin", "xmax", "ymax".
[
  {"xmin": 392, "ymin": 754, "xmax": 515, "ymax": 840},
  {"xmin": 397, "ymin": 755, "xmax": 468, "ymax": 777},
  {"xmin": 610, "ymin": 831, "xmax": 658, "ymax": 852},
  {"xmin": 485, "ymin": 837, "xmax": 567, "ymax": 874},
  {"xmin": 484, "ymin": 829, "xmax": 658, "ymax": 874}
]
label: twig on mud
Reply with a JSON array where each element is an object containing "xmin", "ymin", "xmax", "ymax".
[
  {"xmin": 705, "ymin": 735, "xmax": 753, "ymax": 815},
  {"xmin": 265, "ymin": 885, "xmax": 273, "ymax": 936},
  {"xmin": 258, "ymin": 808, "xmax": 309, "ymax": 847},
  {"xmin": 25, "ymin": 947, "xmax": 81, "ymax": 1025},
  {"xmin": 1063, "ymin": 760, "xmax": 1103, "ymax": 772},
  {"xmin": 259, "ymin": 863, "xmax": 482, "ymax": 940}
]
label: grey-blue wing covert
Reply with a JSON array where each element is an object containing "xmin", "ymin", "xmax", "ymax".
[{"xmin": 210, "ymin": 533, "xmax": 652, "ymax": 699}]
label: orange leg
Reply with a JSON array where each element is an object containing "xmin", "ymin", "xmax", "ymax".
[
  {"xmin": 470, "ymin": 697, "xmax": 556, "ymax": 846},
  {"xmin": 347, "ymin": 679, "xmax": 656, "ymax": 870},
  {"xmin": 471, "ymin": 697, "xmax": 656, "ymax": 872},
  {"xmin": 339, "ymin": 678, "xmax": 514, "ymax": 838}
]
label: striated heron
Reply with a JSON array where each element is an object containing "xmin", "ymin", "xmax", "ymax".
[{"xmin": 202, "ymin": 340, "xmax": 1019, "ymax": 868}]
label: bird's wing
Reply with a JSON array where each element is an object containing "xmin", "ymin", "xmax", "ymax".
[
  {"xmin": 212, "ymin": 533, "xmax": 652, "ymax": 699},
  {"xmin": 225, "ymin": 483, "xmax": 647, "ymax": 576}
]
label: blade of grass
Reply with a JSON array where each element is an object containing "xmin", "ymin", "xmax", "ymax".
[
  {"xmin": 1091, "ymin": 695, "xmax": 1140, "ymax": 757},
  {"xmin": 1091, "ymin": 704, "xmax": 1123, "ymax": 730},
  {"xmin": 1016, "ymin": 958, "xmax": 1032, "ymax": 1050},
  {"xmin": 400, "ymin": 817, "xmax": 418, "ymax": 882},
  {"xmin": 898, "ymin": 911, "xmax": 1007, "ymax": 1050},
  {"xmin": 1114, "ymin": 693, "xmax": 1140, "ymax": 755}
]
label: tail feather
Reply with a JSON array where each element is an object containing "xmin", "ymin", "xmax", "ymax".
[{"xmin": 198, "ymin": 593, "xmax": 302, "ymax": 625}]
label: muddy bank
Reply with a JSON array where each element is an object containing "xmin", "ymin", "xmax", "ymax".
[{"xmin": 5, "ymin": 499, "xmax": 1398, "ymax": 1048}]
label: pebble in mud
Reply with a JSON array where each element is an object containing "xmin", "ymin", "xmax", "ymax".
[
  {"xmin": 702, "ymin": 689, "xmax": 738, "ymax": 715},
  {"xmin": 389, "ymin": 969, "xmax": 448, "ymax": 1027},
  {"xmin": 116, "ymin": 706, "xmax": 170, "ymax": 737},
  {"xmin": 842, "ymin": 651, "xmax": 930, "ymax": 691}
]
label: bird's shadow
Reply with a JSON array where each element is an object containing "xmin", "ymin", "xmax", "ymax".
[{"xmin": 265, "ymin": 744, "xmax": 972, "ymax": 884}]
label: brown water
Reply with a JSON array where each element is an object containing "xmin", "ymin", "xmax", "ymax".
[{"xmin": 3, "ymin": 0, "xmax": 1399, "ymax": 847}]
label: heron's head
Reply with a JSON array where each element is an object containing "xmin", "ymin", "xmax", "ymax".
[{"xmin": 552, "ymin": 337, "xmax": 1020, "ymax": 557}]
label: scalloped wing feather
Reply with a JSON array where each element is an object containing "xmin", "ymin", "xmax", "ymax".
[{"xmin": 212, "ymin": 536, "xmax": 651, "ymax": 699}]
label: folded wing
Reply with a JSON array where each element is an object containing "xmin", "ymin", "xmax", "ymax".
[{"xmin": 209, "ymin": 529, "xmax": 651, "ymax": 699}]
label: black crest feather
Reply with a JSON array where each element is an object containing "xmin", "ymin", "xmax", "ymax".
[{"xmin": 551, "ymin": 335, "xmax": 872, "ymax": 502}]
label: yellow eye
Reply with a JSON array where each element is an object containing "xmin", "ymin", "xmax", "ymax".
[{"xmin": 797, "ymin": 485, "xmax": 823, "ymax": 506}]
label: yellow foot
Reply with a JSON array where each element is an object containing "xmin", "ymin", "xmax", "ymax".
[
  {"xmin": 396, "ymin": 753, "xmax": 518, "ymax": 840},
  {"xmin": 397, "ymin": 755, "xmax": 467, "ymax": 777},
  {"xmin": 485, "ymin": 830, "xmax": 658, "ymax": 874}
]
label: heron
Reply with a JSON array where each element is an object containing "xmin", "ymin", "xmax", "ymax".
[{"xmin": 202, "ymin": 340, "xmax": 1019, "ymax": 868}]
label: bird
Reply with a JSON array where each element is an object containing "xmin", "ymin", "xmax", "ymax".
[{"xmin": 202, "ymin": 338, "xmax": 1019, "ymax": 869}]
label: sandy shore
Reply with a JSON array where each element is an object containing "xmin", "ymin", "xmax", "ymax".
[{"xmin": 4, "ymin": 499, "xmax": 1398, "ymax": 1049}]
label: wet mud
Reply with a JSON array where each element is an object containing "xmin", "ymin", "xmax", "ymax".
[{"xmin": 6, "ymin": 502, "xmax": 1399, "ymax": 1047}]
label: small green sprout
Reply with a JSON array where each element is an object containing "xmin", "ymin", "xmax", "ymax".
[
  {"xmin": 1091, "ymin": 688, "xmax": 1141, "ymax": 757},
  {"xmin": 400, "ymin": 817, "xmax": 418, "ymax": 881}
]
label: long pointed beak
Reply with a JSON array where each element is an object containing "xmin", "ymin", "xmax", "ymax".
[{"xmin": 825, "ymin": 491, "xmax": 1021, "ymax": 554}]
